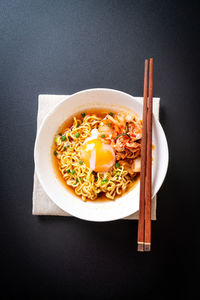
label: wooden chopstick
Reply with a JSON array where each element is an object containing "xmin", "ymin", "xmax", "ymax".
[
  {"xmin": 137, "ymin": 59, "xmax": 149, "ymax": 252},
  {"xmin": 137, "ymin": 58, "xmax": 153, "ymax": 252},
  {"xmin": 144, "ymin": 58, "xmax": 153, "ymax": 251}
]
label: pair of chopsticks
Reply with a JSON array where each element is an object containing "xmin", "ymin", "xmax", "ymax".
[{"xmin": 137, "ymin": 58, "xmax": 153, "ymax": 252}]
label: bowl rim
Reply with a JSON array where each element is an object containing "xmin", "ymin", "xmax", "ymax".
[{"xmin": 34, "ymin": 88, "xmax": 169, "ymax": 221}]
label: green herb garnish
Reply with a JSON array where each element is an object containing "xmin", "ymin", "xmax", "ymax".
[
  {"xmin": 114, "ymin": 133, "xmax": 130, "ymax": 141},
  {"xmin": 115, "ymin": 162, "xmax": 120, "ymax": 168},
  {"xmin": 54, "ymin": 151, "xmax": 57, "ymax": 156},
  {"xmin": 102, "ymin": 179, "xmax": 108, "ymax": 183},
  {"xmin": 71, "ymin": 169, "xmax": 75, "ymax": 175},
  {"xmin": 79, "ymin": 160, "xmax": 83, "ymax": 165},
  {"xmin": 81, "ymin": 112, "xmax": 86, "ymax": 118},
  {"xmin": 109, "ymin": 112, "xmax": 114, "ymax": 116},
  {"xmin": 74, "ymin": 132, "xmax": 80, "ymax": 138},
  {"xmin": 66, "ymin": 169, "xmax": 70, "ymax": 174},
  {"xmin": 101, "ymin": 134, "xmax": 105, "ymax": 138},
  {"xmin": 59, "ymin": 133, "xmax": 62, "ymax": 136},
  {"xmin": 61, "ymin": 135, "xmax": 66, "ymax": 141}
]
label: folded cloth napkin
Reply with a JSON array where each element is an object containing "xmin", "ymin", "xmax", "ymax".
[{"xmin": 32, "ymin": 94, "xmax": 160, "ymax": 220}]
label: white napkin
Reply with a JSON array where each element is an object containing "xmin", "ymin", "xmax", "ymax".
[{"xmin": 32, "ymin": 94, "xmax": 160, "ymax": 220}]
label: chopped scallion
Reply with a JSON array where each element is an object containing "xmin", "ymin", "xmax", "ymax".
[
  {"xmin": 102, "ymin": 179, "xmax": 108, "ymax": 183},
  {"xmin": 114, "ymin": 133, "xmax": 130, "ymax": 141},
  {"xmin": 74, "ymin": 132, "xmax": 80, "ymax": 138}
]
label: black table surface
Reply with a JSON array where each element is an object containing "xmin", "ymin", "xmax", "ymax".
[{"xmin": 0, "ymin": 1, "xmax": 199, "ymax": 299}]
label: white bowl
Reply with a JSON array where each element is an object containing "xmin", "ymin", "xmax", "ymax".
[{"xmin": 34, "ymin": 88, "xmax": 169, "ymax": 222}]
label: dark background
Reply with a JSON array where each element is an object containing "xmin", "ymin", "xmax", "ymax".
[{"xmin": 0, "ymin": 1, "xmax": 199, "ymax": 299}]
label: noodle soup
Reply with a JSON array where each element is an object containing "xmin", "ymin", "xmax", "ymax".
[{"xmin": 52, "ymin": 109, "xmax": 142, "ymax": 201}]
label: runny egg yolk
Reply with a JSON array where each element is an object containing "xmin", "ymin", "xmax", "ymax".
[{"xmin": 80, "ymin": 139, "xmax": 115, "ymax": 172}]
